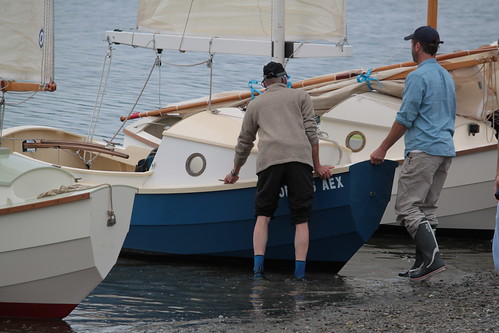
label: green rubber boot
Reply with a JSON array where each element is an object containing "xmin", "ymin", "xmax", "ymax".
[{"xmin": 409, "ymin": 220, "xmax": 446, "ymax": 281}]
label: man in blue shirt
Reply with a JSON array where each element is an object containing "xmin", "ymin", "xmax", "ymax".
[{"xmin": 370, "ymin": 26, "xmax": 456, "ymax": 281}]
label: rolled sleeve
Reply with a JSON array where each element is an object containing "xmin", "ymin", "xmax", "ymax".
[{"xmin": 396, "ymin": 74, "xmax": 424, "ymax": 128}]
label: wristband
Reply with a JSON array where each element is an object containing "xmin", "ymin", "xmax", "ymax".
[{"xmin": 231, "ymin": 169, "xmax": 239, "ymax": 177}]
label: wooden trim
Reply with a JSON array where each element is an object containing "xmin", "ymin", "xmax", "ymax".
[
  {"xmin": 23, "ymin": 140, "xmax": 129, "ymax": 159},
  {"xmin": 455, "ymin": 143, "xmax": 497, "ymax": 156},
  {"xmin": 122, "ymin": 128, "xmax": 160, "ymax": 148},
  {"xmin": 0, "ymin": 192, "xmax": 90, "ymax": 216},
  {"xmin": 393, "ymin": 144, "xmax": 497, "ymax": 164}
]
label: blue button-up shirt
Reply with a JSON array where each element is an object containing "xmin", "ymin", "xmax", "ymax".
[{"xmin": 396, "ymin": 58, "xmax": 456, "ymax": 157}]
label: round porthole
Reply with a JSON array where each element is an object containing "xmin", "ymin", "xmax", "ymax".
[
  {"xmin": 185, "ymin": 153, "xmax": 206, "ymax": 177},
  {"xmin": 345, "ymin": 131, "xmax": 366, "ymax": 152}
]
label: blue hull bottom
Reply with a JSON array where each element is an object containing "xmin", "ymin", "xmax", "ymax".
[{"xmin": 124, "ymin": 161, "xmax": 397, "ymax": 272}]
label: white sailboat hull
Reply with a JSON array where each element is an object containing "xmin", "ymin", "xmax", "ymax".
[
  {"xmin": 0, "ymin": 152, "xmax": 137, "ymax": 318},
  {"xmin": 319, "ymin": 84, "xmax": 498, "ymax": 232},
  {"xmin": 381, "ymin": 149, "xmax": 496, "ymax": 230}
]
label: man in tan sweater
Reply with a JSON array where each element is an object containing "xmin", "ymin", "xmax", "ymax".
[{"xmin": 224, "ymin": 62, "xmax": 333, "ymax": 280}]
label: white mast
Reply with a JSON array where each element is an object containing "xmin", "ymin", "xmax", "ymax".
[{"xmin": 272, "ymin": 0, "xmax": 285, "ymax": 64}]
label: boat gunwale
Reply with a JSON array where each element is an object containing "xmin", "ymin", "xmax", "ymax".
[
  {"xmin": 137, "ymin": 165, "xmax": 351, "ymax": 194},
  {"xmin": 0, "ymin": 192, "xmax": 90, "ymax": 216}
]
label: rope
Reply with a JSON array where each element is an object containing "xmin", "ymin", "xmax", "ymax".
[
  {"xmin": 0, "ymin": 93, "xmax": 5, "ymax": 143},
  {"xmin": 4, "ymin": 91, "xmax": 39, "ymax": 106},
  {"xmin": 161, "ymin": 59, "xmax": 211, "ymax": 67},
  {"xmin": 317, "ymin": 131, "xmax": 343, "ymax": 166},
  {"xmin": 356, "ymin": 69, "xmax": 382, "ymax": 91},
  {"xmin": 104, "ymin": 183, "xmax": 116, "ymax": 226},
  {"xmin": 87, "ymin": 42, "xmax": 113, "ymax": 142},
  {"xmin": 157, "ymin": 50, "xmax": 162, "ymax": 109},
  {"xmin": 207, "ymin": 39, "xmax": 215, "ymax": 111},
  {"xmin": 248, "ymin": 80, "xmax": 261, "ymax": 100},
  {"xmin": 179, "ymin": 0, "xmax": 195, "ymax": 52},
  {"xmin": 107, "ymin": 53, "xmax": 161, "ymax": 147}
]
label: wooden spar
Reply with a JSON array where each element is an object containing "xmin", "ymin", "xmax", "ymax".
[
  {"xmin": 119, "ymin": 91, "xmax": 256, "ymax": 121},
  {"xmin": 1, "ymin": 80, "xmax": 57, "ymax": 92},
  {"xmin": 23, "ymin": 140, "xmax": 129, "ymax": 159},
  {"xmin": 385, "ymin": 56, "xmax": 498, "ymax": 80},
  {"xmin": 119, "ymin": 45, "xmax": 499, "ymax": 122},
  {"xmin": 370, "ymin": 46, "xmax": 499, "ymax": 72},
  {"xmin": 427, "ymin": 0, "xmax": 438, "ymax": 28}
]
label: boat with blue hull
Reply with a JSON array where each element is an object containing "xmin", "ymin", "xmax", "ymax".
[
  {"xmin": 124, "ymin": 160, "xmax": 397, "ymax": 272},
  {"xmin": 8, "ymin": 0, "xmax": 496, "ymax": 277}
]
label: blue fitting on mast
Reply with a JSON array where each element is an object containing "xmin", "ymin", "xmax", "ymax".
[
  {"xmin": 356, "ymin": 69, "xmax": 382, "ymax": 91},
  {"xmin": 248, "ymin": 80, "xmax": 262, "ymax": 100}
]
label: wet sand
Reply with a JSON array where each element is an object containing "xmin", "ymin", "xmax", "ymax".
[{"xmin": 161, "ymin": 235, "xmax": 499, "ymax": 333}]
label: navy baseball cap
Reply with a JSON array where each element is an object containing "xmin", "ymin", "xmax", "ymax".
[
  {"xmin": 263, "ymin": 61, "xmax": 287, "ymax": 80},
  {"xmin": 404, "ymin": 26, "xmax": 443, "ymax": 44}
]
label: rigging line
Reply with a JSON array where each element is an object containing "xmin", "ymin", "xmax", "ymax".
[
  {"xmin": 108, "ymin": 54, "xmax": 160, "ymax": 146},
  {"xmin": 161, "ymin": 59, "xmax": 210, "ymax": 67},
  {"xmin": 4, "ymin": 91, "xmax": 39, "ymax": 106},
  {"xmin": 373, "ymin": 44, "xmax": 408, "ymax": 70},
  {"xmin": 179, "ymin": 0, "xmax": 195, "ymax": 52},
  {"xmin": 158, "ymin": 51, "xmax": 162, "ymax": 109},
  {"xmin": 0, "ymin": 93, "xmax": 5, "ymax": 142},
  {"xmin": 87, "ymin": 42, "xmax": 113, "ymax": 142},
  {"xmin": 283, "ymin": 43, "xmax": 305, "ymax": 67},
  {"xmin": 207, "ymin": 38, "xmax": 215, "ymax": 112}
]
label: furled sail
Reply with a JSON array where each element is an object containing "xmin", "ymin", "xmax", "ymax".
[
  {"xmin": 136, "ymin": 0, "xmax": 346, "ymax": 42},
  {"xmin": 0, "ymin": 0, "xmax": 54, "ymax": 85}
]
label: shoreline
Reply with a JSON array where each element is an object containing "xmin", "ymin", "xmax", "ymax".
[{"xmin": 167, "ymin": 270, "xmax": 498, "ymax": 332}]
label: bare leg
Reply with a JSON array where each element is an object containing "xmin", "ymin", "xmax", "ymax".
[
  {"xmin": 294, "ymin": 222, "xmax": 309, "ymax": 261},
  {"xmin": 253, "ymin": 216, "xmax": 271, "ymax": 255}
]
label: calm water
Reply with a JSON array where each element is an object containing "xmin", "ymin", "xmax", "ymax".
[
  {"xmin": 0, "ymin": 235, "xmax": 494, "ymax": 332},
  {"xmin": 1, "ymin": 0, "xmax": 498, "ymax": 331}
]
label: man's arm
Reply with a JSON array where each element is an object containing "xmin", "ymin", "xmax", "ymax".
[
  {"xmin": 370, "ymin": 121, "xmax": 407, "ymax": 164},
  {"xmin": 312, "ymin": 143, "xmax": 334, "ymax": 179}
]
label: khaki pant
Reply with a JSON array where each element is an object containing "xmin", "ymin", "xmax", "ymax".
[{"xmin": 395, "ymin": 152, "xmax": 452, "ymax": 238}]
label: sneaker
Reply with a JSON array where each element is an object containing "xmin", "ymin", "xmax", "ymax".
[{"xmin": 252, "ymin": 272, "xmax": 265, "ymax": 280}]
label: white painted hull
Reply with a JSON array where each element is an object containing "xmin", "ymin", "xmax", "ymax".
[
  {"xmin": 319, "ymin": 89, "xmax": 498, "ymax": 232},
  {"xmin": 381, "ymin": 150, "xmax": 496, "ymax": 230},
  {"xmin": 0, "ymin": 152, "xmax": 137, "ymax": 318}
]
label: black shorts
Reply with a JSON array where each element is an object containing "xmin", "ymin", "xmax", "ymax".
[{"xmin": 255, "ymin": 162, "xmax": 314, "ymax": 224}]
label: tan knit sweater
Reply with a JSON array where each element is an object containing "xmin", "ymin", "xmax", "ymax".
[{"xmin": 234, "ymin": 83, "xmax": 319, "ymax": 173}]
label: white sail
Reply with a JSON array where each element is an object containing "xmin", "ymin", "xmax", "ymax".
[
  {"xmin": 136, "ymin": 0, "xmax": 346, "ymax": 42},
  {"xmin": 0, "ymin": 0, "xmax": 54, "ymax": 84},
  {"xmin": 108, "ymin": 0, "xmax": 351, "ymax": 60}
]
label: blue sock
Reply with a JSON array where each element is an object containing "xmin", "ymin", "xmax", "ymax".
[
  {"xmin": 294, "ymin": 260, "xmax": 306, "ymax": 279},
  {"xmin": 253, "ymin": 255, "xmax": 264, "ymax": 274}
]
